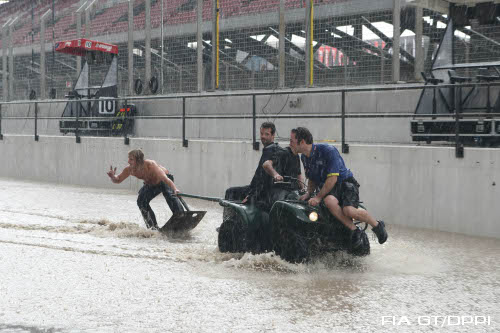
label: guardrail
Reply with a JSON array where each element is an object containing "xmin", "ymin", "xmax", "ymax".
[{"xmin": 1, "ymin": 82, "xmax": 500, "ymax": 158}]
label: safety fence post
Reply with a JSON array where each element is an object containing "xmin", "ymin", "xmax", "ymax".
[
  {"xmin": 0, "ymin": 104, "xmax": 3, "ymax": 140},
  {"xmin": 182, "ymin": 97, "xmax": 188, "ymax": 147},
  {"xmin": 124, "ymin": 98, "xmax": 129, "ymax": 145},
  {"xmin": 34, "ymin": 102, "xmax": 39, "ymax": 141},
  {"xmin": 252, "ymin": 94, "xmax": 259, "ymax": 150},
  {"xmin": 341, "ymin": 90, "xmax": 349, "ymax": 153},
  {"xmin": 455, "ymin": 84, "xmax": 464, "ymax": 158},
  {"xmin": 75, "ymin": 99, "xmax": 80, "ymax": 143}
]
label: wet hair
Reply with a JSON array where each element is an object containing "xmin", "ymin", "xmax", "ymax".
[
  {"xmin": 291, "ymin": 127, "xmax": 313, "ymax": 145},
  {"xmin": 128, "ymin": 149, "xmax": 144, "ymax": 165},
  {"xmin": 260, "ymin": 122, "xmax": 276, "ymax": 135}
]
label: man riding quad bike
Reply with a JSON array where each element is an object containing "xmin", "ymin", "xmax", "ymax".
[{"xmin": 217, "ymin": 176, "xmax": 371, "ymax": 263}]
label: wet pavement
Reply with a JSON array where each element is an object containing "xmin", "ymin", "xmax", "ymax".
[{"xmin": 0, "ymin": 178, "xmax": 498, "ymax": 332}]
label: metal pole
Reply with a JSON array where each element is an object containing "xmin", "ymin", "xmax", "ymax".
[
  {"xmin": 216, "ymin": 0, "xmax": 219, "ymax": 89},
  {"xmin": 8, "ymin": 18, "xmax": 17, "ymax": 100},
  {"xmin": 341, "ymin": 91, "xmax": 348, "ymax": 153},
  {"xmin": 76, "ymin": 99, "xmax": 81, "ymax": 143},
  {"xmin": 40, "ymin": 12, "xmax": 49, "ymax": 99},
  {"xmin": 128, "ymin": 0, "xmax": 134, "ymax": 96},
  {"xmin": 0, "ymin": 104, "xmax": 3, "ymax": 140},
  {"xmin": 392, "ymin": 0, "xmax": 401, "ymax": 82},
  {"xmin": 182, "ymin": 97, "xmax": 188, "ymax": 147},
  {"xmin": 414, "ymin": 6, "xmax": 423, "ymax": 81},
  {"xmin": 34, "ymin": 102, "xmax": 39, "ymax": 141},
  {"xmin": 76, "ymin": 2, "xmax": 87, "ymax": 76},
  {"xmin": 52, "ymin": 0, "xmax": 55, "ymax": 97},
  {"xmin": 2, "ymin": 19, "xmax": 10, "ymax": 102},
  {"xmin": 124, "ymin": 98, "xmax": 129, "ymax": 145},
  {"xmin": 211, "ymin": 0, "xmax": 219, "ymax": 90},
  {"xmin": 31, "ymin": 2, "xmax": 34, "ymax": 97},
  {"xmin": 309, "ymin": 0, "xmax": 313, "ymax": 86},
  {"xmin": 344, "ymin": 53, "xmax": 347, "ymax": 85},
  {"xmin": 465, "ymin": 42, "xmax": 470, "ymax": 78},
  {"xmin": 160, "ymin": 0, "xmax": 164, "ymax": 94},
  {"xmin": 380, "ymin": 42, "xmax": 384, "ymax": 83},
  {"xmin": 455, "ymin": 85, "xmax": 463, "ymax": 158},
  {"xmin": 252, "ymin": 94, "xmax": 258, "ymax": 150},
  {"xmin": 179, "ymin": 65, "xmax": 183, "ymax": 92},
  {"xmin": 145, "ymin": 0, "xmax": 151, "ymax": 91},
  {"xmin": 305, "ymin": 0, "xmax": 312, "ymax": 87},
  {"xmin": 278, "ymin": 0, "xmax": 285, "ymax": 88},
  {"xmin": 197, "ymin": 0, "xmax": 203, "ymax": 92}
]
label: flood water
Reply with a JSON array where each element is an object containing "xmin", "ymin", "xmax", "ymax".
[{"xmin": 0, "ymin": 178, "xmax": 498, "ymax": 333}]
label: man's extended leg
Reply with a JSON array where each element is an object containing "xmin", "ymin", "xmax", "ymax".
[
  {"xmin": 341, "ymin": 180, "xmax": 388, "ymax": 244},
  {"xmin": 137, "ymin": 184, "xmax": 162, "ymax": 229},
  {"xmin": 323, "ymin": 194, "xmax": 363, "ymax": 248},
  {"xmin": 343, "ymin": 206, "xmax": 387, "ymax": 244},
  {"xmin": 323, "ymin": 195, "xmax": 357, "ymax": 231},
  {"xmin": 161, "ymin": 182, "xmax": 184, "ymax": 213}
]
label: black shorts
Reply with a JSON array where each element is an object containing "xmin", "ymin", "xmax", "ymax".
[{"xmin": 328, "ymin": 177, "xmax": 360, "ymax": 208}]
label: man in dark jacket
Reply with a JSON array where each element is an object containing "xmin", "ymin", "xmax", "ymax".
[{"xmin": 225, "ymin": 122, "xmax": 280, "ymax": 207}]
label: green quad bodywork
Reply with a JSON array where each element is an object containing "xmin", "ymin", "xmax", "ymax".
[
  {"xmin": 216, "ymin": 187, "xmax": 370, "ymax": 263},
  {"xmin": 269, "ymin": 200, "xmax": 370, "ymax": 263},
  {"xmin": 218, "ymin": 200, "xmax": 273, "ymax": 254}
]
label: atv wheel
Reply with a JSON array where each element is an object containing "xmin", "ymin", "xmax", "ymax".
[
  {"xmin": 348, "ymin": 229, "xmax": 370, "ymax": 257},
  {"xmin": 278, "ymin": 228, "xmax": 309, "ymax": 263},
  {"xmin": 218, "ymin": 209, "xmax": 246, "ymax": 253}
]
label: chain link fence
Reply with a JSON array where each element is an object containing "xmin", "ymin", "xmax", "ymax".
[{"xmin": 1, "ymin": 0, "xmax": 500, "ymax": 101}]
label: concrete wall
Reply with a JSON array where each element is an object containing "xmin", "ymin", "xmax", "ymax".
[
  {"xmin": 0, "ymin": 135, "xmax": 499, "ymax": 239},
  {"xmin": 0, "ymin": 87, "xmax": 421, "ymax": 143}
]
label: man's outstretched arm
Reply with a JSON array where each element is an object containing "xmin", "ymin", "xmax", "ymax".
[{"xmin": 107, "ymin": 165, "xmax": 131, "ymax": 184}]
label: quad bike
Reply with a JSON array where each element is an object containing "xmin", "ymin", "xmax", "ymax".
[{"xmin": 180, "ymin": 177, "xmax": 370, "ymax": 263}]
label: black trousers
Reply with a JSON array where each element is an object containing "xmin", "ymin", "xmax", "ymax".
[{"xmin": 137, "ymin": 181, "xmax": 184, "ymax": 229}]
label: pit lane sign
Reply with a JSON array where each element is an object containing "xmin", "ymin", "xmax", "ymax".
[{"xmin": 98, "ymin": 97, "xmax": 116, "ymax": 115}]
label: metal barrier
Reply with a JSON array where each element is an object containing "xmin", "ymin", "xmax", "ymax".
[{"xmin": 1, "ymin": 83, "xmax": 500, "ymax": 158}]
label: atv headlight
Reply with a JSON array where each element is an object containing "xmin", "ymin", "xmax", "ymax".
[{"xmin": 309, "ymin": 211, "xmax": 318, "ymax": 222}]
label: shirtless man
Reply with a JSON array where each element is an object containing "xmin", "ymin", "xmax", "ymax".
[{"xmin": 107, "ymin": 149, "xmax": 184, "ymax": 230}]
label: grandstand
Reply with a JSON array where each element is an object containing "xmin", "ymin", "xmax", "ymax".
[{"xmin": 1, "ymin": 0, "xmax": 500, "ymax": 101}]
